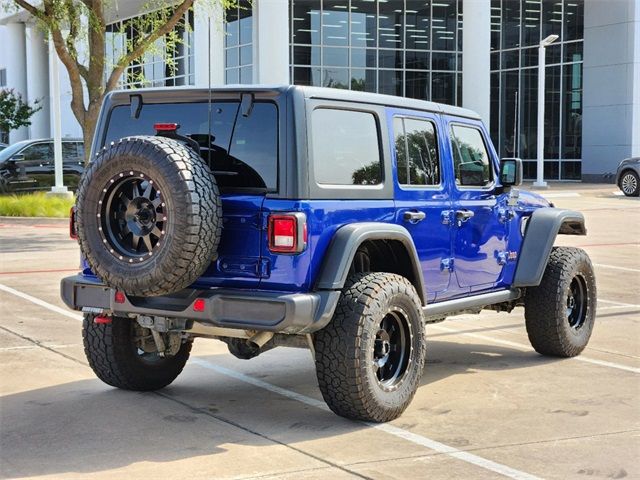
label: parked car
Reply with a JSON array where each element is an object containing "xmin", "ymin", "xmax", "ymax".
[
  {"xmin": 61, "ymin": 86, "xmax": 596, "ymax": 422},
  {"xmin": 615, "ymin": 157, "xmax": 640, "ymax": 197},
  {"xmin": 0, "ymin": 138, "xmax": 84, "ymax": 193}
]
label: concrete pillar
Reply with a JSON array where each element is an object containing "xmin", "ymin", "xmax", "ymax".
[
  {"xmin": 193, "ymin": 3, "xmax": 225, "ymax": 87},
  {"xmin": 25, "ymin": 25, "xmax": 50, "ymax": 139},
  {"xmin": 582, "ymin": 0, "xmax": 639, "ymax": 181},
  {"xmin": 253, "ymin": 0, "xmax": 289, "ymax": 84},
  {"xmin": 5, "ymin": 22, "xmax": 28, "ymax": 142},
  {"xmin": 462, "ymin": 0, "xmax": 490, "ymax": 124}
]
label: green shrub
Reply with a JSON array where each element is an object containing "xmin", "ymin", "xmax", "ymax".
[{"xmin": 0, "ymin": 192, "xmax": 75, "ymax": 218}]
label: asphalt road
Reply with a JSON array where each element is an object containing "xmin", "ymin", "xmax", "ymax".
[{"xmin": 1, "ymin": 185, "xmax": 638, "ymax": 480}]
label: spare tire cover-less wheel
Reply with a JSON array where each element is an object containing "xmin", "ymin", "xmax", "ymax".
[{"xmin": 76, "ymin": 136, "xmax": 222, "ymax": 296}]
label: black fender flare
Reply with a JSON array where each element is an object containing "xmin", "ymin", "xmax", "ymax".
[
  {"xmin": 513, "ymin": 208, "xmax": 586, "ymax": 287},
  {"xmin": 314, "ymin": 222, "xmax": 426, "ymax": 305}
]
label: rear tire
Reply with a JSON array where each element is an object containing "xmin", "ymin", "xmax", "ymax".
[
  {"xmin": 83, "ymin": 314, "xmax": 191, "ymax": 391},
  {"xmin": 314, "ymin": 272, "xmax": 426, "ymax": 422},
  {"xmin": 524, "ymin": 247, "xmax": 596, "ymax": 357}
]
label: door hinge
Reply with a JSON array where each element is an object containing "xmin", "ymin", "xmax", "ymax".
[
  {"xmin": 258, "ymin": 258, "xmax": 271, "ymax": 278},
  {"xmin": 498, "ymin": 208, "xmax": 516, "ymax": 223},
  {"xmin": 440, "ymin": 258, "xmax": 454, "ymax": 272}
]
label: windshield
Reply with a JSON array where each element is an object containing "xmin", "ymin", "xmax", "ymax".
[{"xmin": 103, "ymin": 101, "xmax": 278, "ymax": 192}]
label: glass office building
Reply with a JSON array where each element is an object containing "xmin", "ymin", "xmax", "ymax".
[{"xmin": 3, "ymin": 0, "xmax": 637, "ymax": 180}]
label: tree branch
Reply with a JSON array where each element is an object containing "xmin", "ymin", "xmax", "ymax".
[{"xmin": 105, "ymin": 0, "xmax": 194, "ymax": 92}]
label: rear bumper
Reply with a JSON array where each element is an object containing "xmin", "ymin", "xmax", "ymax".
[{"xmin": 60, "ymin": 275, "xmax": 340, "ymax": 334}]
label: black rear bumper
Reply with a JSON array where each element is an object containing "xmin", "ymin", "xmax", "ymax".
[{"xmin": 60, "ymin": 275, "xmax": 340, "ymax": 334}]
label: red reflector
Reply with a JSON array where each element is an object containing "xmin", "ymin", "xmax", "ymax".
[
  {"xmin": 193, "ymin": 298, "xmax": 206, "ymax": 312},
  {"xmin": 114, "ymin": 291, "xmax": 126, "ymax": 304},
  {"xmin": 69, "ymin": 206, "xmax": 78, "ymax": 240},
  {"xmin": 154, "ymin": 122, "xmax": 179, "ymax": 132},
  {"xmin": 94, "ymin": 316, "xmax": 111, "ymax": 324}
]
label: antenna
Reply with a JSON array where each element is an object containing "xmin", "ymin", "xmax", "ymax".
[
  {"xmin": 513, "ymin": 89, "xmax": 518, "ymax": 157},
  {"xmin": 207, "ymin": 10, "xmax": 212, "ymax": 164}
]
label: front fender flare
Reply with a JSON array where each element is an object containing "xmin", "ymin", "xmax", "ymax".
[
  {"xmin": 315, "ymin": 222, "xmax": 426, "ymax": 305},
  {"xmin": 513, "ymin": 208, "xmax": 586, "ymax": 287}
]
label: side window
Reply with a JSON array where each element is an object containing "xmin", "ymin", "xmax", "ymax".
[
  {"xmin": 76, "ymin": 142, "xmax": 85, "ymax": 160},
  {"xmin": 450, "ymin": 125, "xmax": 493, "ymax": 187},
  {"xmin": 62, "ymin": 142, "xmax": 80, "ymax": 162},
  {"xmin": 20, "ymin": 143, "xmax": 53, "ymax": 163},
  {"xmin": 393, "ymin": 117, "xmax": 440, "ymax": 186},
  {"xmin": 312, "ymin": 108, "xmax": 382, "ymax": 186}
]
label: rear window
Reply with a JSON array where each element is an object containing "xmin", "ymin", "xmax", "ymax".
[
  {"xmin": 103, "ymin": 101, "xmax": 278, "ymax": 192},
  {"xmin": 311, "ymin": 108, "xmax": 382, "ymax": 186}
]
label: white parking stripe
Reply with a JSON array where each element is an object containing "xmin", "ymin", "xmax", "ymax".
[
  {"xmin": 0, "ymin": 283, "xmax": 83, "ymax": 321},
  {"xmin": 191, "ymin": 359, "xmax": 542, "ymax": 480},
  {"xmin": 593, "ymin": 264, "xmax": 640, "ymax": 273},
  {"xmin": 429, "ymin": 325, "xmax": 640, "ymax": 374},
  {"xmin": 597, "ymin": 299, "xmax": 640, "ymax": 308}
]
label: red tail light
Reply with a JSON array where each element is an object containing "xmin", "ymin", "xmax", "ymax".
[
  {"xmin": 154, "ymin": 122, "xmax": 179, "ymax": 132},
  {"xmin": 193, "ymin": 298, "xmax": 206, "ymax": 312},
  {"xmin": 69, "ymin": 206, "xmax": 78, "ymax": 240},
  {"xmin": 268, "ymin": 213, "xmax": 307, "ymax": 254},
  {"xmin": 114, "ymin": 291, "xmax": 126, "ymax": 304}
]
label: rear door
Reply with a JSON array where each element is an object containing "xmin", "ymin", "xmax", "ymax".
[
  {"xmin": 445, "ymin": 119, "xmax": 509, "ymax": 293},
  {"xmin": 390, "ymin": 111, "xmax": 452, "ymax": 302}
]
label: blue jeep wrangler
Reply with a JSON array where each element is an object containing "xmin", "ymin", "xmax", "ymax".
[{"xmin": 61, "ymin": 86, "xmax": 596, "ymax": 422}]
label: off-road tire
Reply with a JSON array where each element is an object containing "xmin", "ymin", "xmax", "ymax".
[
  {"xmin": 83, "ymin": 314, "xmax": 192, "ymax": 391},
  {"xmin": 314, "ymin": 272, "xmax": 426, "ymax": 422},
  {"xmin": 76, "ymin": 135, "xmax": 222, "ymax": 296},
  {"xmin": 619, "ymin": 170, "xmax": 639, "ymax": 197},
  {"xmin": 524, "ymin": 247, "xmax": 596, "ymax": 357}
]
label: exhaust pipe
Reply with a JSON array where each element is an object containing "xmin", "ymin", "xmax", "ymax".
[{"xmin": 247, "ymin": 331, "xmax": 274, "ymax": 350}]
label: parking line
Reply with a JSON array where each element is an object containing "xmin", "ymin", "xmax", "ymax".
[
  {"xmin": 429, "ymin": 324, "xmax": 640, "ymax": 374},
  {"xmin": 0, "ymin": 283, "xmax": 83, "ymax": 321},
  {"xmin": 593, "ymin": 263, "xmax": 640, "ymax": 273},
  {"xmin": 191, "ymin": 358, "xmax": 542, "ymax": 480},
  {"xmin": 597, "ymin": 299, "xmax": 640, "ymax": 308}
]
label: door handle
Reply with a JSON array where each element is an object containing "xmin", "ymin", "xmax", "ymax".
[
  {"xmin": 455, "ymin": 209, "xmax": 474, "ymax": 226},
  {"xmin": 403, "ymin": 210, "xmax": 426, "ymax": 223}
]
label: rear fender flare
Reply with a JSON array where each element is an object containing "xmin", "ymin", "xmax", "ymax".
[
  {"xmin": 315, "ymin": 223, "xmax": 426, "ymax": 305},
  {"xmin": 513, "ymin": 208, "xmax": 586, "ymax": 287}
]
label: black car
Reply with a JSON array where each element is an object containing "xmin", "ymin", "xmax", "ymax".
[
  {"xmin": 0, "ymin": 138, "xmax": 84, "ymax": 193},
  {"xmin": 615, "ymin": 157, "xmax": 640, "ymax": 197}
]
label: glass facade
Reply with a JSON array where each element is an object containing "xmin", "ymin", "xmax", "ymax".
[
  {"xmin": 490, "ymin": 0, "xmax": 584, "ymax": 180},
  {"xmin": 289, "ymin": 0, "xmax": 463, "ymax": 105},
  {"xmin": 224, "ymin": 1, "xmax": 253, "ymax": 84},
  {"xmin": 105, "ymin": 10, "xmax": 195, "ymax": 89}
]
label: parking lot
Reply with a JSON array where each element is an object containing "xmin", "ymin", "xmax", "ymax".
[{"xmin": 0, "ymin": 184, "xmax": 638, "ymax": 480}]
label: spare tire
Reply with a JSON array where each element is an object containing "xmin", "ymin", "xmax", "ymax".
[{"xmin": 76, "ymin": 135, "xmax": 222, "ymax": 296}]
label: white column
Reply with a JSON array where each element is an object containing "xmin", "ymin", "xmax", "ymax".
[
  {"xmin": 5, "ymin": 22, "xmax": 28, "ymax": 142},
  {"xmin": 462, "ymin": 0, "xmax": 491, "ymax": 124},
  {"xmin": 193, "ymin": 2, "xmax": 225, "ymax": 87},
  {"xmin": 25, "ymin": 25, "xmax": 50, "ymax": 139},
  {"xmin": 253, "ymin": 0, "xmax": 290, "ymax": 84}
]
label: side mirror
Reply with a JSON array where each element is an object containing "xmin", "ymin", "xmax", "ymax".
[
  {"xmin": 499, "ymin": 158, "xmax": 523, "ymax": 187},
  {"xmin": 10, "ymin": 153, "xmax": 25, "ymax": 163}
]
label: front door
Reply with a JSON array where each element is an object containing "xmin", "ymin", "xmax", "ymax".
[
  {"xmin": 446, "ymin": 120, "xmax": 509, "ymax": 293},
  {"xmin": 391, "ymin": 112, "xmax": 452, "ymax": 302}
]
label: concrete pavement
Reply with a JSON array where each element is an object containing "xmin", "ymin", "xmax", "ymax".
[{"xmin": 0, "ymin": 186, "xmax": 638, "ymax": 479}]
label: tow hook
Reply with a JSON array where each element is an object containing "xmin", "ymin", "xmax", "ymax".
[{"xmin": 94, "ymin": 315, "xmax": 112, "ymax": 324}]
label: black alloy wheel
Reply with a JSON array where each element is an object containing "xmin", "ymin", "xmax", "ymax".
[{"xmin": 100, "ymin": 172, "xmax": 166, "ymax": 262}]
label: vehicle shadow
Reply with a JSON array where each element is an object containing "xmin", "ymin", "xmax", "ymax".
[{"xmin": 0, "ymin": 337, "xmax": 557, "ymax": 479}]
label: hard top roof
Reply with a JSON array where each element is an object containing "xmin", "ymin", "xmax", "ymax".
[{"xmin": 106, "ymin": 84, "xmax": 481, "ymax": 120}]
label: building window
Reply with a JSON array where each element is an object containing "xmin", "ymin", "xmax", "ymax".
[
  {"xmin": 290, "ymin": 0, "xmax": 463, "ymax": 105},
  {"xmin": 0, "ymin": 68, "xmax": 6, "ymax": 87},
  {"xmin": 490, "ymin": 0, "xmax": 584, "ymax": 180},
  {"xmin": 105, "ymin": 9, "xmax": 195, "ymax": 88},
  {"xmin": 225, "ymin": 1, "xmax": 253, "ymax": 84}
]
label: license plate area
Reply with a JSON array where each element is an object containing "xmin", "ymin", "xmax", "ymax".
[{"xmin": 74, "ymin": 284, "xmax": 111, "ymax": 309}]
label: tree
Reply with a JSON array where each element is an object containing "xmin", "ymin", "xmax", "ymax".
[
  {"xmin": 0, "ymin": 88, "xmax": 42, "ymax": 134},
  {"xmin": 7, "ymin": 0, "xmax": 237, "ymax": 163}
]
